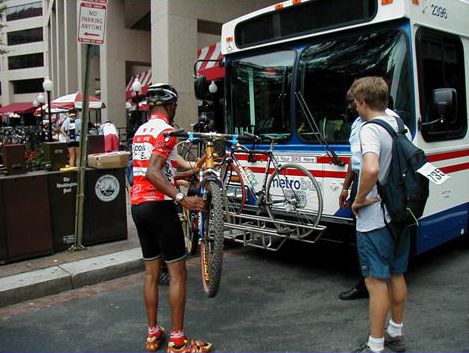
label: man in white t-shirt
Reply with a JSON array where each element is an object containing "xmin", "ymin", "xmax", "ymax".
[
  {"xmin": 349, "ymin": 77, "xmax": 410, "ymax": 353},
  {"xmin": 339, "ymin": 94, "xmax": 400, "ymax": 301}
]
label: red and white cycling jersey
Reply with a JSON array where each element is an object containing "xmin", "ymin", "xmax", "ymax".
[{"xmin": 130, "ymin": 114, "xmax": 178, "ymax": 205}]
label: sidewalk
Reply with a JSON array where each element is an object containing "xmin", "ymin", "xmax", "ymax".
[{"xmin": 0, "ymin": 204, "xmax": 143, "ymax": 308}]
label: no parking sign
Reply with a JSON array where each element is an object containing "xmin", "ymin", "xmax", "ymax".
[{"xmin": 78, "ymin": 0, "xmax": 108, "ymax": 45}]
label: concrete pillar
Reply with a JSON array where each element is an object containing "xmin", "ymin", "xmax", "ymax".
[
  {"xmin": 64, "ymin": 0, "xmax": 78, "ymax": 93},
  {"xmin": 100, "ymin": 0, "xmax": 127, "ymax": 127},
  {"xmin": 100, "ymin": 0, "xmax": 151, "ymax": 129},
  {"xmin": 55, "ymin": 0, "xmax": 66, "ymax": 96},
  {"xmin": 50, "ymin": 8, "xmax": 57, "ymax": 98},
  {"xmin": 152, "ymin": 0, "xmax": 198, "ymax": 130},
  {"xmin": 0, "ymin": 81, "xmax": 13, "ymax": 106},
  {"xmin": 151, "ymin": 1, "xmax": 169, "ymax": 83},
  {"xmin": 150, "ymin": 0, "xmax": 278, "ymax": 130}
]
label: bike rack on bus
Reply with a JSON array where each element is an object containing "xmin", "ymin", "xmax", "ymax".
[{"xmin": 223, "ymin": 210, "xmax": 327, "ymax": 252}]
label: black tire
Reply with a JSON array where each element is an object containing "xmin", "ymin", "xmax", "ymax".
[
  {"xmin": 220, "ymin": 161, "xmax": 246, "ymax": 215},
  {"xmin": 265, "ymin": 163, "xmax": 323, "ymax": 237},
  {"xmin": 200, "ymin": 179, "xmax": 225, "ymax": 297}
]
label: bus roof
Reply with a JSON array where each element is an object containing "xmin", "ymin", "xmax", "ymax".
[{"xmin": 221, "ymin": 0, "xmax": 469, "ymax": 55}]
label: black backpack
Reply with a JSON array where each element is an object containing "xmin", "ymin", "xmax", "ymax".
[{"xmin": 367, "ymin": 117, "xmax": 429, "ymax": 227}]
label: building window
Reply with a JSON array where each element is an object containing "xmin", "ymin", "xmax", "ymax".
[
  {"xmin": 8, "ymin": 53, "xmax": 44, "ymax": 70},
  {"xmin": 6, "ymin": 2, "xmax": 42, "ymax": 21},
  {"xmin": 7, "ymin": 28, "xmax": 43, "ymax": 46},
  {"xmin": 12, "ymin": 78, "xmax": 44, "ymax": 94},
  {"xmin": 416, "ymin": 27, "xmax": 467, "ymax": 141}
]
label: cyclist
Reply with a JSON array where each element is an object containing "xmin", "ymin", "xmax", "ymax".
[{"xmin": 130, "ymin": 83, "xmax": 213, "ymax": 353}]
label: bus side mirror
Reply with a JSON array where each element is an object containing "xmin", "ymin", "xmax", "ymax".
[
  {"xmin": 194, "ymin": 75, "xmax": 208, "ymax": 100},
  {"xmin": 431, "ymin": 88, "xmax": 458, "ymax": 125}
]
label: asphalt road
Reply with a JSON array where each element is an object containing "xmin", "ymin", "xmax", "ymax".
[{"xmin": 1, "ymin": 238, "xmax": 469, "ymax": 352}]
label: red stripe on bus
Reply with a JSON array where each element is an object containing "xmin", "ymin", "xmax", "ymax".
[
  {"xmin": 427, "ymin": 149, "xmax": 469, "ymax": 162},
  {"xmin": 440, "ymin": 162, "xmax": 469, "ymax": 174}
]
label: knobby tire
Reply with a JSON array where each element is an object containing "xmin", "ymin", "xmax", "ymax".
[{"xmin": 200, "ymin": 180, "xmax": 224, "ymax": 297}]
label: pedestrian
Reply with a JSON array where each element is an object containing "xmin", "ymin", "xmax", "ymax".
[
  {"xmin": 349, "ymin": 77, "xmax": 410, "ymax": 353},
  {"xmin": 338, "ymin": 91, "xmax": 400, "ymax": 301},
  {"xmin": 60, "ymin": 112, "xmax": 81, "ymax": 167},
  {"xmin": 130, "ymin": 83, "xmax": 213, "ymax": 353},
  {"xmin": 98, "ymin": 120, "xmax": 120, "ymax": 152}
]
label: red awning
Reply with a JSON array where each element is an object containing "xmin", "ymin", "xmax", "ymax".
[
  {"xmin": 196, "ymin": 42, "xmax": 225, "ymax": 81},
  {"xmin": 125, "ymin": 70, "xmax": 152, "ymax": 99},
  {"xmin": 0, "ymin": 102, "xmax": 35, "ymax": 114}
]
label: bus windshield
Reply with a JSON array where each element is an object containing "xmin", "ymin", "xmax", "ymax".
[
  {"xmin": 297, "ymin": 29, "xmax": 412, "ymax": 144},
  {"xmin": 228, "ymin": 50, "xmax": 295, "ymax": 136}
]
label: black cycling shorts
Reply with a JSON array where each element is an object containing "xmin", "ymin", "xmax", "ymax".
[
  {"xmin": 67, "ymin": 141, "xmax": 79, "ymax": 148},
  {"xmin": 131, "ymin": 201, "xmax": 186, "ymax": 263}
]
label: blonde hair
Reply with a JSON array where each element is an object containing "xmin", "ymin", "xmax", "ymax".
[{"xmin": 349, "ymin": 76, "xmax": 389, "ymax": 111}]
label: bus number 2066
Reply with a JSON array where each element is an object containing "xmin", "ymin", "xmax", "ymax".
[{"xmin": 431, "ymin": 5, "xmax": 448, "ymax": 19}]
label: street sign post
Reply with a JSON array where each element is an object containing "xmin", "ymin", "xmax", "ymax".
[
  {"xmin": 71, "ymin": 0, "xmax": 108, "ymax": 252},
  {"xmin": 78, "ymin": 2, "xmax": 107, "ymax": 45}
]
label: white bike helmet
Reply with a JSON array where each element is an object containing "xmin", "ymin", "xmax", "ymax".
[{"xmin": 146, "ymin": 83, "xmax": 178, "ymax": 107}]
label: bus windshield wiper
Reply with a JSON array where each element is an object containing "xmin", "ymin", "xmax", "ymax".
[{"xmin": 295, "ymin": 91, "xmax": 345, "ymax": 167}]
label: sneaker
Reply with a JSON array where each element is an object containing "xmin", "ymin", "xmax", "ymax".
[
  {"xmin": 384, "ymin": 331, "xmax": 406, "ymax": 352},
  {"xmin": 159, "ymin": 271, "xmax": 170, "ymax": 286},
  {"xmin": 339, "ymin": 285, "xmax": 369, "ymax": 300},
  {"xmin": 353, "ymin": 343, "xmax": 378, "ymax": 352},
  {"xmin": 167, "ymin": 338, "xmax": 213, "ymax": 353},
  {"xmin": 146, "ymin": 326, "xmax": 166, "ymax": 352}
]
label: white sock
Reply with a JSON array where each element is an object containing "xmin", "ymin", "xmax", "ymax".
[
  {"xmin": 367, "ymin": 335, "xmax": 384, "ymax": 352},
  {"xmin": 148, "ymin": 325, "xmax": 160, "ymax": 335},
  {"xmin": 387, "ymin": 319, "xmax": 403, "ymax": 337}
]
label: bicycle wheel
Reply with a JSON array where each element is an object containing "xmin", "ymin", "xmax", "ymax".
[
  {"xmin": 200, "ymin": 179, "xmax": 225, "ymax": 297},
  {"xmin": 220, "ymin": 161, "xmax": 246, "ymax": 215},
  {"xmin": 265, "ymin": 163, "xmax": 323, "ymax": 237}
]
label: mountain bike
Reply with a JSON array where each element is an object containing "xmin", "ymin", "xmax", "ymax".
[{"xmin": 166, "ymin": 130, "xmax": 229, "ymax": 298}]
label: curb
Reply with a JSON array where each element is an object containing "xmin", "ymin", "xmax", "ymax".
[{"xmin": 0, "ymin": 248, "xmax": 143, "ymax": 308}]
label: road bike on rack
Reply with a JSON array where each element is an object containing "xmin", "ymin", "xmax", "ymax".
[{"xmin": 221, "ymin": 132, "xmax": 323, "ymax": 238}]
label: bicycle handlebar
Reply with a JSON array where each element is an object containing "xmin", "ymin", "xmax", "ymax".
[
  {"xmin": 164, "ymin": 129, "xmax": 260, "ymax": 145},
  {"xmin": 242, "ymin": 132, "xmax": 262, "ymax": 141}
]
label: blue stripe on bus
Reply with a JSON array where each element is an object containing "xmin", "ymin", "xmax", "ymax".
[
  {"xmin": 416, "ymin": 203, "xmax": 469, "ymax": 255},
  {"xmin": 332, "ymin": 202, "xmax": 468, "ymax": 255}
]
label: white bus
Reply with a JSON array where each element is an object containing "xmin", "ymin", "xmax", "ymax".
[{"xmin": 198, "ymin": 0, "xmax": 469, "ymax": 254}]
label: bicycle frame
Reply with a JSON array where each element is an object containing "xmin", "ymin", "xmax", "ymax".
[
  {"xmin": 226, "ymin": 139, "xmax": 283, "ymax": 206},
  {"xmin": 197, "ymin": 140, "xmax": 223, "ymax": 240}
]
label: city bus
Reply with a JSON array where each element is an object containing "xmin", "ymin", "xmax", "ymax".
[{"xmin": 196, "ymin": 0, "xmax": 469, "ymax": 255}]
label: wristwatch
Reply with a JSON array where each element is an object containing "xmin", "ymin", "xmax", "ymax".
[{"xmin": 175, "ymin": 192, "xmax": 185, "ymax": 204}]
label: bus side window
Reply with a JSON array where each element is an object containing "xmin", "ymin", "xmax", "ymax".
[{"xmin": 416, "ymin": 28, "xmax": 467, "ymax": 141}]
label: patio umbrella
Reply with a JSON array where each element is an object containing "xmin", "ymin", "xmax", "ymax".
[
  {"xmin": 42, "ymin": 92, "xmax": 106, "ymax": 110},
  {"xmin": 33, "ymin": 107, "xmax": 69, "ymax": 117}
]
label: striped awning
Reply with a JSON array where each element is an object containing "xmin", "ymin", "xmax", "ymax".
[
  {"xmin": 196, "ymin": 42, "xmax": 224, "ymax": 81},
  {"xmin": 125, "ymin": 70, "xmax": 152, "ymax": 99}
]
